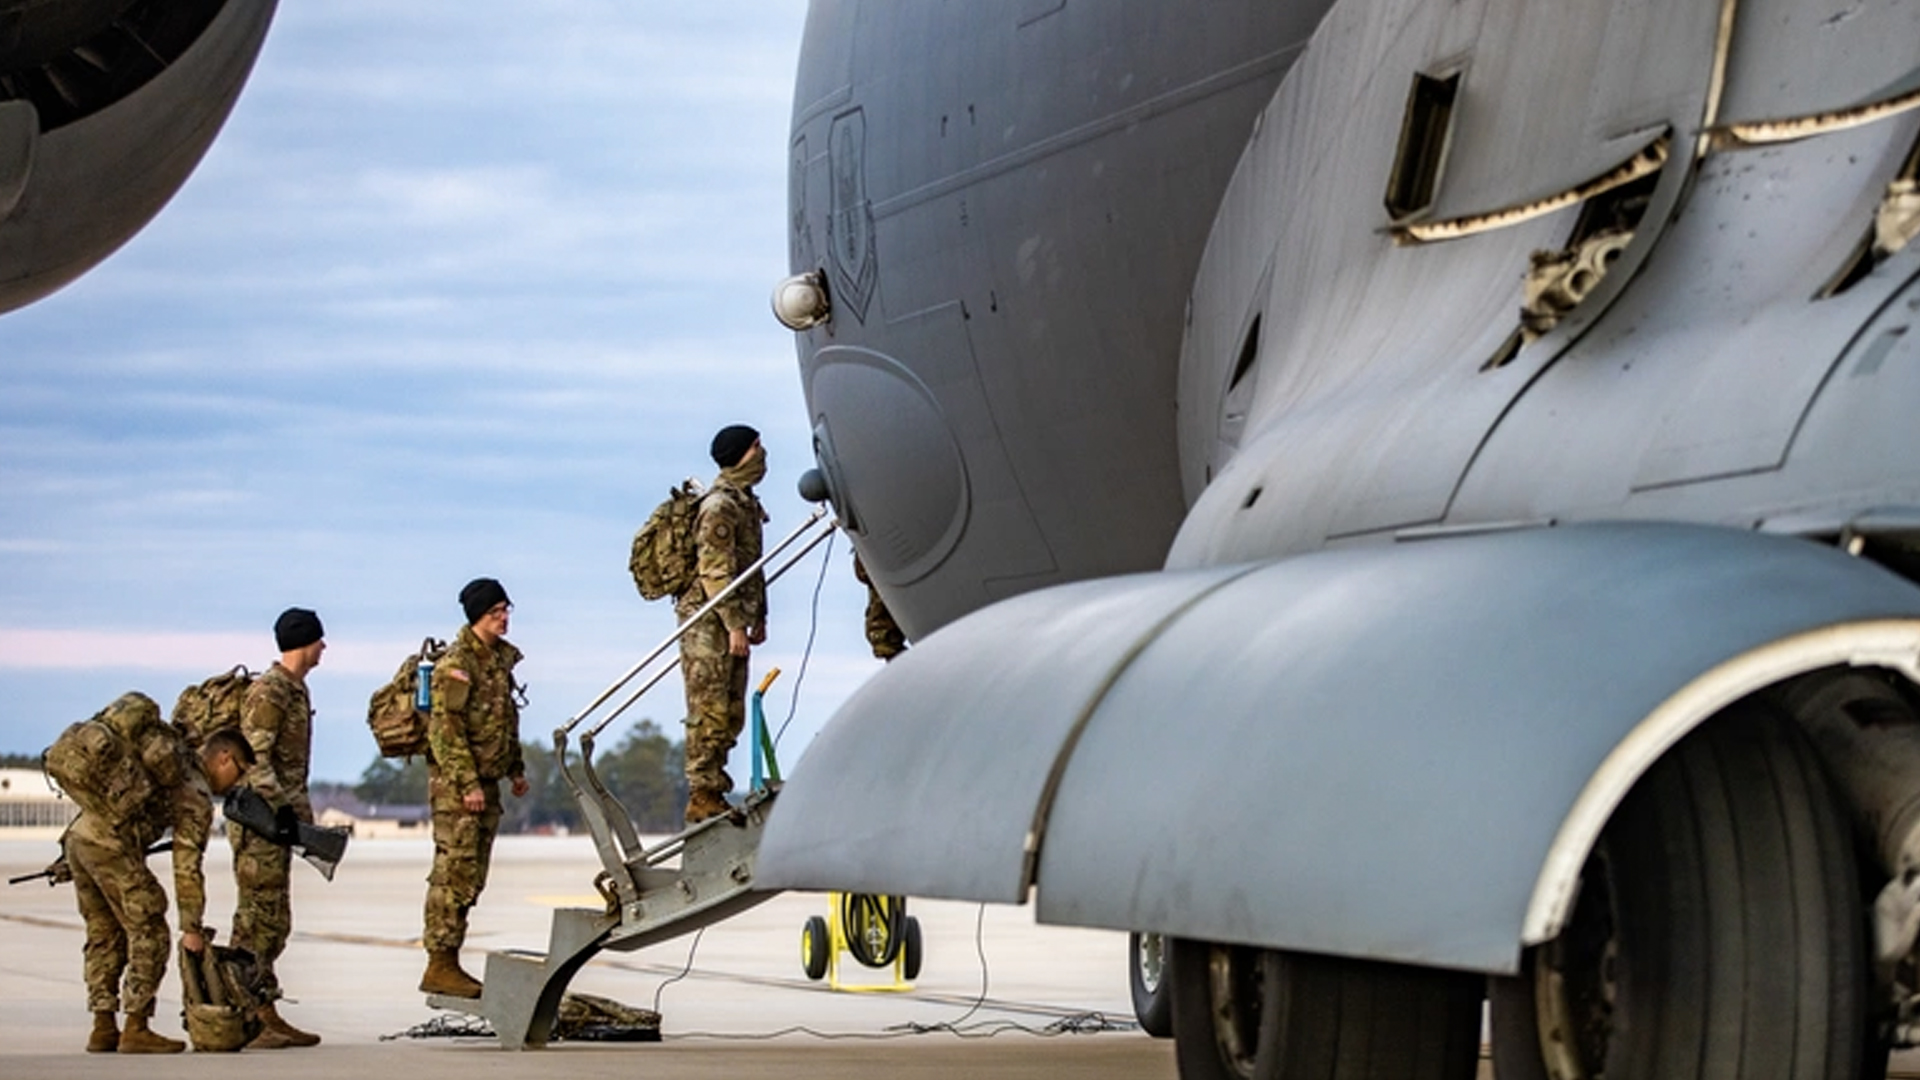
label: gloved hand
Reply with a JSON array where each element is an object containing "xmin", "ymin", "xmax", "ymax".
[{"xmin": 273, "ymin": 805, "xmax": 300, "ymax": 846}]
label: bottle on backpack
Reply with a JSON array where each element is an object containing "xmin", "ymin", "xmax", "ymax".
[{"xmin": 366, "ymin": 637, "xmax": 446, "ymax": 759}]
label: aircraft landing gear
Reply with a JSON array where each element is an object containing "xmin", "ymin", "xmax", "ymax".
[
  {"xmin": 1129, "ymin": 930, "xmax": 1172, "ymax": 1038},
  {"xmin": 1166, "ymin": 937, "xmax": 1480, "ymax": 1080},
  {"xmin": 1489, "ymin": 700, "xmax": 1887, "ymax": 1080}
]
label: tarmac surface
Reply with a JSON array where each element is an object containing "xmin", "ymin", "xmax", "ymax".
[
  {"xmin": 0, "ymin": 832, "xmax": 1181, "ymax": 1079},
  {"xmin": 11, "ymin": 833, "xmax": 1919, "ymax": 1079}
]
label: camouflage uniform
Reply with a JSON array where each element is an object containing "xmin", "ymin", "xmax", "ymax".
[
  {"xmin": 62, "ymin": 694, "xmax": 212, "ymax": 1018},
  {"xmin": 422, "ymin": 624, "xmax": 524, "ymax": 953},
  {"xmin": 231, "ymin": 661, "xmax": 312, "ymax": 996},
  {"xmin": 676, "ymin": 458, "xmax": 767, "ymax": 806},
  {"xmin": 852, "ymin": 555, "xmax": 907, "ymax": 660}
]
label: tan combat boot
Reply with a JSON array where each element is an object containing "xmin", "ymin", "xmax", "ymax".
[
  {"xmin": 246, "ymin": 1001, "xmax": 322, "ymax": 1049},
  {"xmin": 418, "ymin": 948, "xmax": 482, "ymax": 999},
  {"xmin": 684, "ymin": 788, "xmax": 732, "ymax": 825},
  {"xmin": 117, "ymin": 1011, "xmax": 185, "ymax": 1054},
  {"xmin": 86, "ymin": 1011, "xmax": 118, "ymax": 1053}
]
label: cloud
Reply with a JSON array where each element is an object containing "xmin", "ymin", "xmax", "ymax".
[
  {"xmin": 0, "ymin": 628, "xmax": 410, "ymax": 678},
  {"xmin": 0, "ymin": 0, "xmax": 854, "ymax": 785}
]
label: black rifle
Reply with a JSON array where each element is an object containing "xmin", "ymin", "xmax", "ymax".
[
  {"xmin": 9, "ymin": 840, "xmax": 174, "ymax": 886},
  {"xmin": 222, "ymin": 787, "xmax": 350, "ymax": 882}
]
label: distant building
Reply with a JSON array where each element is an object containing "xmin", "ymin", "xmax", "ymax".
[
  {"xmin": 311, "ymin": 788, "xmax": 429, "ymax": 839},
  {"xmin": 0, "ymin": 768, "xmax": 77, "ymax": 830}
]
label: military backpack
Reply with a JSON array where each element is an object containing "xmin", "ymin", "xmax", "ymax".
[
  {"xmin": 43, "ymin": 693, "xmax": 174, "ymax": 826},
  {"xmin": 629, "ymin": 479, "xmax": 706, "ymax": 601},
  {"xmin": 178, "ymin": 940, "xmax": 267, "ymax": 1052},
  {"xmin": 170, "ymin": 665, "xmax": 256, "ymax": 748},
  {"xmin": 366, "ymin": 637, "xmax": 446, "ymax": 759}
]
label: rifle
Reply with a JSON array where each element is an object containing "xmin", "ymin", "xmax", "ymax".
[
  {"xmin": 221, "ymin": 787, "xmax": 350, "ymax": 882},
  {"xmin": 9, "ymin": 840, "xmax": 174, "ymax": 886}
]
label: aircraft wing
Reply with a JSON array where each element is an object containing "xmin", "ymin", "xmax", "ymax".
[{"xmin": 758, "ymin": 521, "xmax": 1920, "ymax": 973}]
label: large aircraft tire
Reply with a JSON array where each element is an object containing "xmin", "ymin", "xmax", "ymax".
[
  {"xmin": 1168, "ymin": 937, "xmax": 1479, "ymax": 1080},
  {"xmin": 1129, "ymin": 931, "xmax": 1173, "ymax": 1038},
  {"xmin": 1492, "ymin": 701, "xmax": 1874, "ymax": 1079}
]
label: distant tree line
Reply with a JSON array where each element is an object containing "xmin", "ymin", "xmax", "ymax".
[
  {"xmin": 0, "ymin": 752, "xmax": 41, "ymax": 769},
  {"xmin": 352, "ymin": 720, "xmax": 687, "ymax": 834}
]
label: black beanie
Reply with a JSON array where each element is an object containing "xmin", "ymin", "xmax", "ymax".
[
  {"xmin": 460, "ymin": 578, "xmax": 510, "ymax": 624},
  {"xmin": 274, "ymin": 608, "xmax": 324, "ymax": 652},
  {"xmin": 710, "ymin": 424, "xmax": 760, "ymax": 469}
]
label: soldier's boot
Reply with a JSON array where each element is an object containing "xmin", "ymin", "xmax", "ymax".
[
  {"xmin": 684, "ymin": 788, "xmax": 731, "ymax": 825},
  {"xmin": 117, "ymin": 1012, "xmax": 185, "ymax": 1054},
  {"xmin": 246, "ymin": 1002, "xmax": 321, "ymax": 1050},
  {"xmin": 85, "ymin": 1011, "xmax": 119, "ymax": 1053},
  {"xmin": 418, "ymin": 949, "xmax": 482, "ymax": 999}
]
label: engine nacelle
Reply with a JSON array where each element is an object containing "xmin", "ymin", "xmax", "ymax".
[{"xmin": 0, "ymin": 0, "xmax": 277, "ymax": 314}]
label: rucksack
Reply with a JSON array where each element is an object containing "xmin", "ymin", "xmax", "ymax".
[
  {"xmin": 44, "ymin": 693, "xmax": 170, "ymax": 826},
  {"xmin": 170, "ymin": 665, "xmax": 256, "ymax": 748},
  {"xmin": 366, "ymin": 637, "xmax": 446, "ymax": 759},
  {"xmin": 178, "ymin": 940, "xmax": 267, "ymax": 1052},
  {"xmin": 629, "ymin": 479, "xmax": 706, "ymax": 601}
]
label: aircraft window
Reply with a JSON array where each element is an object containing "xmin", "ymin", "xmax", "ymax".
[
  {"xmin": 1819, "ymin": 133, "xmax": 1920, "ymax": 300},
  {"xmin": 1384, "ymin": 71, "xmax": 1461, "ymax": 224},
  {"xmin": 1228, "ymin": 316, "xmax": 1262, "ymax": 391},
  {"xmin": 1219, "ymin": 315, "xmax": 1262, "ymax": 452}
]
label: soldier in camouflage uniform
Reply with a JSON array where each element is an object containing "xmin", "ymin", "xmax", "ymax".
[
  {"xmin": 62, "ymin": 694, "xmax": 252, "ymax": 1053},
  {"xmin": 418, "ymin": 577, "xmax": 530, "ymax": 999},
  {"xmin": 231, "ymin": 606, "xmax": 325, "ymax": 1048},
  {"xmin": 852, "ymin": 554, "xmax": 908, "ymax": 661},
  {"xmin": 677, "ymin": 424, "xmax": 769, "ymax": 824}
]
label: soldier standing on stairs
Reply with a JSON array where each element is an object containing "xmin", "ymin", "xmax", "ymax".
[
  {"xmin": 677, "ymin": 424, "xmax": 769, "ymax": 825},
  {"xmin": 418, "ymin": 577, "xmax": 530, "ymax": 999},
  {"xmin": 231, "ymin": 606, "xmax": 326, "ymax": 1049}
]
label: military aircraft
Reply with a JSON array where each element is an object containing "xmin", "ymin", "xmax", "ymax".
[
  {"xmin": 758, "ymin": 2, "xmax": 1920, "ymax": 1079},
  {"xmin": 0, "ymin": 0, "xmax": 276, "ymax": 314}
]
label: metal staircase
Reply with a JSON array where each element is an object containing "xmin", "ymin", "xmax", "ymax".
[{"xmin": 427, "ymin": 505, "xmax": 838, "ymax": 1048}]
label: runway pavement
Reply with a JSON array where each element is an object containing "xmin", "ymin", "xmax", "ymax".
[
  {"xmin": 0, "ymin": 832, "xmax": 1182, "ymax": 1079},
  {"xmin": 15, "ymin": 832, "xmax": 1917, "ymax": 1079}
]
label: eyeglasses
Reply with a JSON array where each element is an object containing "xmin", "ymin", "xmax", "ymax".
[{"xmin": 485, "ymin": 603, "xmax": 513, "ymax": 618}]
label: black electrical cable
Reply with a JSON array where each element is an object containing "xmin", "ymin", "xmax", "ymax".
[
  {"xmin": 669, "ymin": 902, "xmax": 1134, "ymax": 1042},
  {"xmin": 651, "ymin": 926, "xmax": 705, "ymax": 1014},
  {"xmin": 775, "ymin": 527, "xmax": 834, "ymax": 750}
]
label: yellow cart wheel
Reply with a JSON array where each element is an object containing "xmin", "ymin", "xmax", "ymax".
[{"xmin": 801, "ymin": 914, "xmax": 830, "ymax": 981}]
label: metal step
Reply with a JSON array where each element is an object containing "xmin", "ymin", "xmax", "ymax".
[{"xmin": 427, "ymin": 788, "xmax": 780, "ymax": 1049}]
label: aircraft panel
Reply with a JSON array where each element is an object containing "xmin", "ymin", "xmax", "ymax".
[
  {"xmin": 1036, "ymin": 524, "xmax": 1920, "ymax": 972},
  {"xmin": 1449, "ymin": 115, "xmax": 1920, "ymax": 522},
  {"xmin": 1716, "ymin": 0, "xmax": 1920, "ymax": 125},
  {"xmin": 755, "ymin": 561, "xmax": 1260, "ymax": 903}
]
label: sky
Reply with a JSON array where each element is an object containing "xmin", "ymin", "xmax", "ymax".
[{"xmin": 0, "ymin": 1, "xmax": 888, "ymax": 785}]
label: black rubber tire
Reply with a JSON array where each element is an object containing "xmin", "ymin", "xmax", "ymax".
[
  {"xmin": 1169, "ymin": 936, "xmax": 1480, "ymax": 1080},
  {"xmin": 902, "ymin": 915, "xmax": 923, "ymax": 981},
  {"xmin": 801, "ymin": 914, "xmax": 830, "ymax": 981},
  {"xmin": 1129, "ymin": 931, "xmax": 1173, "ymax": 1039},
  {"xmin": 1490, "ymin": 701, "xmax": 1874, "ymax": 1080}
]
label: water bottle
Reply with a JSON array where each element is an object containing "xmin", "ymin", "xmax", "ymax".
[{"xmin": 414, "ymin": 654, "xmax": 434, "ymax": 711}]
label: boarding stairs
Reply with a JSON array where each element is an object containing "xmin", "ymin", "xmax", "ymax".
[{"xmin": 427, "ymin": 505, "xmax": 838, "ymax": 1048}]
